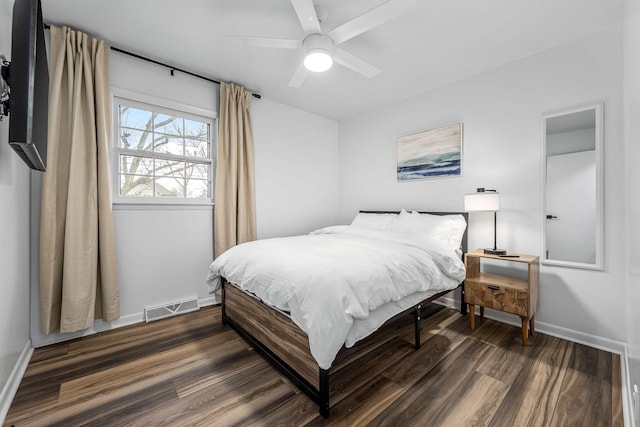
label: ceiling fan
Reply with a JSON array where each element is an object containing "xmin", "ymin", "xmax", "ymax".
[{"xmin": 227, "ymin": 0, "xmax": 415, "ymax": 88}]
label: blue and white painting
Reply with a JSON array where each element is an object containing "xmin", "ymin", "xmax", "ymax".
[{"xmin": 397, "ymin": 122, "xmax": 462, "ymax": 181}]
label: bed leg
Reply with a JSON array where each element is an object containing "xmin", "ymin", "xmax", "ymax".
[
  {"xmin": 319, "ymin": 368, "xmax": 330, "ymax": 418},
  {"xmin": 460, "ymin": 282, "xmax": 467, "ymax": 315},
  {"xmin": 414, "ymin": 303, "xmax": 422, "ymax": 350},
  {"xmin": 221, "ymin": 283, "xmax": 228, "ymax": 325}
]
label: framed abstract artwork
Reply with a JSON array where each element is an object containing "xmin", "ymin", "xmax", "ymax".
[{"xmin": 397, "ymin": 122, "xmax": 462, "ymax": 181}]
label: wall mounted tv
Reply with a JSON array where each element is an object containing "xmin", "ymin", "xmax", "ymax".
[{"xmin": 6, "ymin": 0, "xmax": 49, "ymax": 171}]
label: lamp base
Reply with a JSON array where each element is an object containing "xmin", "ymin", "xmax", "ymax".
[{"xmin": 483, "ymin": 248, "xmax": 507, "ymax": 256}]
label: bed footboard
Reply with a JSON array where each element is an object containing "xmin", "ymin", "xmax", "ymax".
[
  {"xmin": 222, "ymin": 281, "xmax": 463, "ymax": 418},
  {"xmin": 222, "ymin": 282, "xmax": 330, "ymax": 417}
]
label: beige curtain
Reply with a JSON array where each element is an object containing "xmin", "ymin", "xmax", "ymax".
[
  {"xmin": 40, "ymin": 26, "xmax": 119, "ymax": 334},
  {"xmin": 214, "ymin": 82, "xmax": 256, "ymax": 256}
]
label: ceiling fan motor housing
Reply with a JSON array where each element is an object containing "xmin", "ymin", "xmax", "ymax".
[
  {"xmin": 303, "ymin": 33, "xmax": 334, "ymax": 54},
  {"xmin": 303, "ymin": 33, "xmax": 334, "ymax": 72}
]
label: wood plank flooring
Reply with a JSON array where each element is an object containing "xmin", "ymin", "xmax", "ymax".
[{"xmin": 4, "ymin": 305, "xmax": 624, "ymax": 426}]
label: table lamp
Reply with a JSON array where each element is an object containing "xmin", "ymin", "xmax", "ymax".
[{"xmin": 464, "ymin": 188, "xmax": 507, "ymax": 255}]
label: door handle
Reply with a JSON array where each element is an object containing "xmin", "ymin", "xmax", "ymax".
[{"xmin": 546, "ymin": 215, "xmax": 558, "ymax": 219}]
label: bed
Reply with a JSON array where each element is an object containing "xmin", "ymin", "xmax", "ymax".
[{"xmin": 206, "ymin": 210, "xmax": 468, "ymax": 417}]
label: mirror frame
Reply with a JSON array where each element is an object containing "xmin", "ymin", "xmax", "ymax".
[{"xmin": 541, "ymin": 103, "xmax": 604, "ymax": 270}]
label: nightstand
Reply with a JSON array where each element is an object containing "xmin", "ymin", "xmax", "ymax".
[{"xmin": 464, "ymin": 250, "xmax": 540, "ymax": 345}]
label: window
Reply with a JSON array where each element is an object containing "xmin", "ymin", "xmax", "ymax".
[{"xmin": 113, "ymin": 95, "xmax": 215, "ymax": 204}]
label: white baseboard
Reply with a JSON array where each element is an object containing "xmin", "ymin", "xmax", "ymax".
[
  {"xmin": 32, "ymin": 296, "xmax": 219, "ymax": 348},
  {"xmin": 0, "ymin": 339, "xmax": 33, "ymax": 426},
  {"xmin": 438, "ymin": 295, "xmax": 635, "ymax": 427},
  {"xmin": 32, "ymin": 311, "xmax": 145, "ymax": 348},
  {"xmin": 438, "ymin": 295, "xmax": 626, "ymax": 352},
  {"xmin": 198, "ymin": 295, "xmax": 220, "ymax": 307},
  {"xmin": 621, "ymin": 345, "xmax": 637, "ymax": 427}
]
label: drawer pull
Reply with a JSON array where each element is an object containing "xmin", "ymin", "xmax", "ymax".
[{"xmin": 487, "ymin": 285, "xmax": 501, "ymax": 291}]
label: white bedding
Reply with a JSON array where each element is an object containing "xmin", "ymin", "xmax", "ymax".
[{"xmin": 206, "ymin": 225, "xmax": 465, "ymax": 369}]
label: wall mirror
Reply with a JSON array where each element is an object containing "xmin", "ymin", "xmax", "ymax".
[{"xmin": 542, "ymin": 103, "xmax": 603, "ymax": 270}]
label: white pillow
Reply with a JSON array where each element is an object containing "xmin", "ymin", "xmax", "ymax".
[
  {"xmin": 391, "ymin": 210, "xmax": 467, "ymax": 251},
  {"xmin": 350, "ymin": 211, "xmax": 403, "ymax": 230}
]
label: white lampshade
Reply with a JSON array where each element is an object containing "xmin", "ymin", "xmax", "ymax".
[
  {"xmin": 464, "ymin": 191, "xmax": 500, "ymax": 212},
  {"xmin": 304, "ymin": 49, "xmax": 333, "ymax": 72}
]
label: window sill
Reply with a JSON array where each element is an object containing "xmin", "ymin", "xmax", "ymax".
[{"xmin": 112, "ymin": 202, "xmax": 213, "ymax": 211}]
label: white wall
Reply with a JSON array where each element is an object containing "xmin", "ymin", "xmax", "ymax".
[
  {"xmin": 109, "ymin": 52, "xmax": 220, "ymax": 320},
  {"xmin": 30, "ymin": 49, "xmax": 340, "ymax": 346},
  {"xmin": 624, "ymin": 0, "xmax": 640, "ymax": 422},
  {"xmin": 338, "ymin": 26, "xmax": 627, "ymax": 344},
  {"xmin": 0, "ymin": 0, "xmax": 32, "ymax": 421},
  {"xmin": 253, "ymin": 98, "xmax": 340, "ymax": 239}
]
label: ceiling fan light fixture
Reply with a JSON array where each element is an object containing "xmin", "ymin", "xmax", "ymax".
[{"xmin": 304, "ymin": 49, "xmax": 333, "ymax": 72}]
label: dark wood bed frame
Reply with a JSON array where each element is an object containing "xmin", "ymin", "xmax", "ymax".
[{"xmin": 220, "ymin": 211, "xmax": 468, "ymax": 418}]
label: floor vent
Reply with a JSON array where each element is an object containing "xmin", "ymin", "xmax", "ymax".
[{"xmin": 144, "ymin": 297, "xmax": 200, "ymax": 323}]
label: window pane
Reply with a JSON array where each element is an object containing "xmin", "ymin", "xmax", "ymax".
[
  {"xmin": 115, "ymin": 98, "xmax": 214, "ymax": 203},
  {"xmin": 119, "ymin": 105, "xmax": 153, "ymax": 131},
  {"xmin": 120, "ymin": 174, "xmax": 153, "ymax": 197},
  {"xmin": 185, "ymin": 162, "xmax": 209, "ymax": 180},
  {"xmin": 184, "ymin": 118, "xmax": 208, "ymax": 139},
  {"xmin": 120, "ymin": 155, "xmax": 153, "ymax": 176},
  {"xmin": 154, "ymin": 113, "xmax": 183, "ymax": 136},
  {"xmin": 120, "ymin": 128, "xmax": 153, "ymax": 151},
  {"xmin": 185, "ymin": 179, "xmax": 210, "ymax": 198},
  {"xmin": 155, "ymin": 177, "xmax": 185, "ymax": 197},
  {"xmin": 185, "ymin": 138, "xmax": 209, "ymax": 158},
  {"xmin": 155, "ymin": 159, "xmax": 184, "ymax": 178},
  {"xmin": 155, "ymin": 135, "xmax": 184, "ymax": 155}
]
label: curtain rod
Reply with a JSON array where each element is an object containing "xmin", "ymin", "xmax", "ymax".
[{"xmin": 44, "ymin": 24, "xmax": 261, "ymax": 99}]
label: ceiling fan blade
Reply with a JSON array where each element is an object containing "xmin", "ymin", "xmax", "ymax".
[
  {"xmin": 226, "ymin": 35, "xmax": 300, "ymax": 49},
  {"xmin": 327, "ymin": 0, "xmax": 414, "ymax": 45},
  {"xmin": 288, "ymin": 61, "xmax": 308, "ymax": 88},
  {"xmin": 291, "ymin": 0, "xmax": 321, "ymax": 34},
  {"xmin": 333, "ymin": 49, "xmax": 380, "ymax": 78}
]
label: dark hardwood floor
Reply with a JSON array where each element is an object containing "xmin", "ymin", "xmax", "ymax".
[{"xmin": 4, "ymin": 304, "xmax": 623, "ymax": 426}]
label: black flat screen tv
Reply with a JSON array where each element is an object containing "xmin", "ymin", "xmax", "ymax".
[{"xmin": 8, "ymin": 0, "xmax": 49, "ymax": 171}]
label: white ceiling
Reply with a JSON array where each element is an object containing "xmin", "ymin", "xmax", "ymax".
[{"xmin": 41, "ymin": 0, "xmax": 624, "ymax": 120}]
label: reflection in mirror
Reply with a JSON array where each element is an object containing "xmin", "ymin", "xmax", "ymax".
[{"xmin": 542, "ymin": 104, "xmax": 603, "ymax": 270}]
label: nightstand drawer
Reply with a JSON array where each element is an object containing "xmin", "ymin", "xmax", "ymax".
[{"xmin": 465, "ymin": 279, "xmax": 528, "ymax": 317}]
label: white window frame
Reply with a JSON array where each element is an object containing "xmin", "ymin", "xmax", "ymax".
[{"xmin": 111, "ymin": 88, "xmax": 217, "ymax": 206}]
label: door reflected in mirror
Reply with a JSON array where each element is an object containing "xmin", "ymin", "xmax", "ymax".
[{"xmin": 542, "ymin": 104, "xmax": 603, "ymax": 270}]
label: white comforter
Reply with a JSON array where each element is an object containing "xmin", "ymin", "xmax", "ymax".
[{"xmin": 206, "ymin": 225, "xmax": 465, "ymax": 369}]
